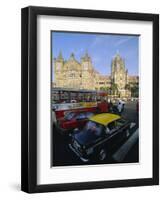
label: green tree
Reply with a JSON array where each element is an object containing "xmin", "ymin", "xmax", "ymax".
[
  {"xmin": 131, "ymin": 83, "xmax": 139, "ymax": 97},
  {"xmin": 110, "ymin": 83, "xmax": 118, "ymax": 95},
  {"xmin": 125, "ymin": 84, "xmax": 131, "ymax": 91}
]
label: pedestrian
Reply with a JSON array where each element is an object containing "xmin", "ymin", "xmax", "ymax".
[
  {"xmin": 109, "ymin": 100, "xmax": 113, "ymax": 112},
  {"xmin": 117, "ymin": 100, "xmax": 125, "ymax": 114},
  {"xmin": 117, "ymin": 102, "xmax": 122, "ymax": 114}
]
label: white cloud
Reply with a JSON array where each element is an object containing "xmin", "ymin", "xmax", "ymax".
[
  {"xmin": 90, "ymin": 35, "xmax": 111, "ymax": 48},
  {"xmin": 114, "ymin": 36, "xmax": 135, "ymax": 47}
]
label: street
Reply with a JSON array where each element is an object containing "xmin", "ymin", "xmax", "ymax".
[{"xmin": 52, "ymin": 101, "xmax": 139, "ymax": 167}]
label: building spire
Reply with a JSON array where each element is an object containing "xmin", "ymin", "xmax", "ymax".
[
  {"xmin": 85, "ymin": 49, "xmax": 89, "ymax": 57},
  {"xmin": 82, "ymin": 49, "xmax": 90, "ymax": 61},
  {"xmin": 114, "ymin": 50, "xmax": 121, "ymax": 61},
  {"xmin": 57, "ymin": 51, "xmax": 63, "ymax": 60},
  {"xmin": 70, "ymin": 52, "xmax": 75, "ymax": 60}
]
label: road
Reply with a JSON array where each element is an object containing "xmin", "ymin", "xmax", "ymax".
[
  {"xmin": 122, "ymin": 101, "xmax": 139, "ymax": 124},
  {"xmin": 52, "ymin": 101, "xmax": 139, "ymax": 167}
]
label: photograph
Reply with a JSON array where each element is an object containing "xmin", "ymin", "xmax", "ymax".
[
  {"xmin": 21, "ymin": 6, "xmax": 159, "ymax": 193},
  {"xmin": 51, "ymin": 31, "xmax": 139, "ymax": 167}
]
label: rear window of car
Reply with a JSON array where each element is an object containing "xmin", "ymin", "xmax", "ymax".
[{"xmin": 84, "ymin": 121, "xmax": 103, "ymax": 137}]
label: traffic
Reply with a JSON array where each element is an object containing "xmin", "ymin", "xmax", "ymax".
[{"xmin": 52, "ymin": 88, "xmax": 139, "ymax": 166}]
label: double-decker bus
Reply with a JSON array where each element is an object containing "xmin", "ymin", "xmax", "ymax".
[{"xmin": 51, "ymin": 88, "xmax": 109, "ymax": 122}]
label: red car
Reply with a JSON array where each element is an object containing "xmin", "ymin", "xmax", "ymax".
[{"xmin": 57, "ymin": 111, "xmax": 95, "ymax": 133}]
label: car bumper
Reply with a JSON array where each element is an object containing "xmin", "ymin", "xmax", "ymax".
[{"xmin": 69, "ymin": 144, "xmax": 89, "ymax": 163}]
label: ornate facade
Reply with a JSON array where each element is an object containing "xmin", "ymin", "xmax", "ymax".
[
  {"xmin": 53, "ymin": 51, "xmax": 138, "ymax": 97},
  {"xmin": 111, "ymin": 54, "xmax": 128, "ymax": 97}
]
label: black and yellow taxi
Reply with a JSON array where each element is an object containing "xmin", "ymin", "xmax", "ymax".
[{"xmin": 69, "ymin": 113, "xmax": 131, "ymax": 162}]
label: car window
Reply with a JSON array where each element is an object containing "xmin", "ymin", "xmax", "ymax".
[
  {"xmin": 116, "ymin": 119, "xmax": 125, "ymax": 127},
  {"xmin": 76, "ymin": 113, "xmax": 86, "ymax": 120},
  {"xmin": 107, "ymin": 121, "xmax": 119, "ymax": 134},
  {"xmin": 107, "ymin": 121, "xmax": 116, "ymax": 130}
]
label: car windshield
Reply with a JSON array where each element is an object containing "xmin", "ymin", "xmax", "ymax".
[
  {"xmin": 84, "ymin": 121, "xmax": 103, "ymax": 137},
  {"xmin": 64, "ymin": 112, "xmax": 75, "ymax": 120},
  {"xmin": 86, "ymin": 112, "xmax": 94, "ymax": 118}
]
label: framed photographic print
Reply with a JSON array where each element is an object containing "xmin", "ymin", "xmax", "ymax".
[{"xmin": 21, "ymin": 6, "xmax": 159, "ymax": 193}]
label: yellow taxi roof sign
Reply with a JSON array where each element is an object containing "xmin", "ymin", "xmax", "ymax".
[{"xmin": 90, "ymin": 113, "xmax": 121, "ymax": 126}]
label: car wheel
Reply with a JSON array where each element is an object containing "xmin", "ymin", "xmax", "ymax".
[
  {"xmin": 98, "ymin": 149, "xmax": 107, "ymax": 161},
  {"xmin": 126, "ymin": 129, "xmax": 130, "ymax": 138}
]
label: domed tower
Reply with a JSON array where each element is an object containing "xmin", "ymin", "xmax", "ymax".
[
  {"xmin": 111, "ymin": 53, "xmax": 127, "ymax": 97},
  {"xmin": 54, "ymin": 51, "xmax": 64, "ymax": 87}
]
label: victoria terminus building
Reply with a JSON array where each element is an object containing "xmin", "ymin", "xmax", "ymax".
[{"xmin": 53, "ymin": 51, "xmax": 139, "ymax": 98}]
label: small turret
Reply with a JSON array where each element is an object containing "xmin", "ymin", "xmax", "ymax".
[
  {"xmin": 57, "ymin": 51, "xmax": 63, "ymax": 61},
  {"xmin": 114, "ymin": 51, "xmax": 121, "ymax": 61},
  {"xmin": 70, "ymin": 53, "xmax": 75, "ymax": 60},
  {"xmin": 55, "ymin": 51, "xmax": 64, "ymax": 72},
  {"xmin": 81, "ymin": 50, "xmax": 91, "ymax": 62}
]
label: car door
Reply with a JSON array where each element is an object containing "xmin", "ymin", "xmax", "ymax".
[
  {"xmin": 115, "ymin": 119, "xmax": 129, "ymax": 140},
  {"xmin": 106, "ymin": 121, "xmax": 121, "ymax": 148}
]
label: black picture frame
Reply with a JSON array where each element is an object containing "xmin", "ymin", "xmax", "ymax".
[{"xmin": 21, "ymin": 6, "xmax": 159, "ymax": 193}]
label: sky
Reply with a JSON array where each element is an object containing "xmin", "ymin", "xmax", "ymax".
[{"xmin": 52, "ymin": 31, "xmax": 139, "ymax": 75}]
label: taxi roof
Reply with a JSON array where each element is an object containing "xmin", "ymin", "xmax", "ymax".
[{"xmin": 90, "ymin": 113, "xmax": 121, "ymax": 126}]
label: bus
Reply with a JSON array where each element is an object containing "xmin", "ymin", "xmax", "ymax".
[{"xmin": 51, "ymin": 88, "xmax": 109, "ymax": 122}]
